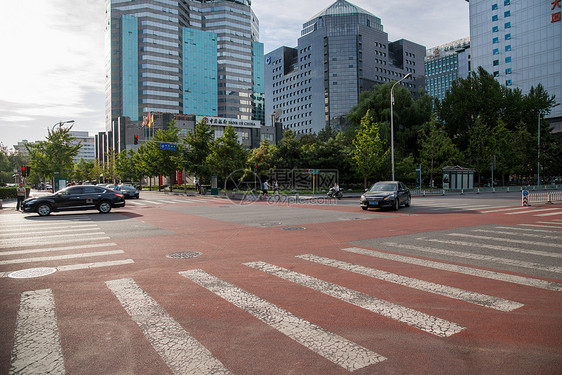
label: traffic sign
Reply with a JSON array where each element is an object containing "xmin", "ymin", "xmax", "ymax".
[{"xmin": 160, "ymin": 143, "xmax": 177, "ymax": 151}]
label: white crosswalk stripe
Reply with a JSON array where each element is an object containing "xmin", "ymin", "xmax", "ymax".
[
  {"xmin": 181, "ymin": 269, "xmax": 385, "ymax": 371},
  {"xmin": 534, "ymin": 210, "xmax": 562, "ymax": 217},
  {"xmin": 244, "ymin": 261, "xmax": 465, "ymax": 337},
  {"xmin": 448, "ymin": 232, "xmax": 562, "ymax": 249},
  {"xmin": 1, "ymin": 242, "xmax": 117, "ymax": 256},
  {"xmin": 0, "ymin": 225, "xmax": 99, "ymax": 237},
  {"xmin": 10, "ymin": 289, "xmax": 65, "ymax": 374},
  {"xmin": 342, "ymin": 247, "xmax": 562, "ymax": 291},
  {"xmin": 421, "ymin": 237, "xmax": 562, "ymax": 259},
  {"xmin": 472, "ymin": 228, "xmax": 560, "ymax": 240},
  {"xmin": 297, "ymin": 254, "xmax": 523, "ymax": 312},
  {"xmin": 106, "ymin": 278, "xmax": 232, "ymax": 375},
  {"xmin": 495, "ymin": 226, "xmax": 560, "ymax": 233},
  {"xmin": 383, "ymin": 242, "xmax": 562, "ymax": 274}
]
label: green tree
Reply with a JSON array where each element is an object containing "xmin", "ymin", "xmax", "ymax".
[
  {"xmin": 352, "ymin": 110, "xmax": 389, "ymax": 188},
  {"xmin": 116, "ymin": 149, "xmax": 143, "ymax": 183},
  {"xmin": 466, "ymin": 118, "xmax": 493, "ymax": 186},
  {"xmin": 179, "ymin": 118, "xmax": 214, "ymax": 183},
  {"xmin": 418, "ymin": 116, "xmax": 459, "ymax": 186},
  {"xmin": 248, "ymin": 139, "xmax": 274, "ymax": 177},
  {"xmin": 25, "ymin": 126, "xmax": 81, "ymax": 183},
  {"xmin": 206, "ymin": 125, "xmax": 248, "ymax": 186},
  {"xmin": 142, "ymin": 123, "xmax": 181, "ymax": 190},
  {"xmin": 271, "ymin": 129, "xmax": 302, "ymax": 170}
]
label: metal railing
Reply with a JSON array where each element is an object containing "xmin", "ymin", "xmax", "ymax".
[{"xmin": 412, "ymin": 184, "xmax": 562, "ymax": 197}]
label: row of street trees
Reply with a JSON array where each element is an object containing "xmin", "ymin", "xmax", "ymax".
[{"xmin": 8, "ymin": 67, "xmax": 560, "ymax": 190}]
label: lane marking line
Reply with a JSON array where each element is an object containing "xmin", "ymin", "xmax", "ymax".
[
  {"xmin": 244, "ymin": 261, "xmax": 465, "ymax": 337},
  {"xmin": 495, "ymin": 226, "xmax": 560, "ymax": 233},
  {"xmin": 57, "ymin": 259, "xmax": 134, "ymax": 271},
  {"xmin": 297, "ymin": 254, "xmax": 523, "ymax": 312},
  {"xmin": 448, "ymin": 233, "xmax": 562, "ymax": 249},
  {"xmin": 10, "ymin": 289, "xmax": 65, "ymax": 375},
  {"xmin": 0, "ymin": 243, "xmax": 117, "ymax": 256},
  {"xmin": 0, "ymin": 225, "xmax": 100, "ymax": 237},
  {"xmin": 341, "ymin": 247, "xmax": 562, "ymax": 291},
  {"xmin": 0, "ymin": 236, "xmax": 111, "ymax": 249},
  {"xmin": 106, "ymin": 278, "xmax": 232, "ymax": 375},
  {"xmin": 0, "ymin": 250, "xmax": 125, "ymax": 265},
  {"xmin": 180, "ymin": 269, "xmax": 386, "ymax": 371},
  {"xmin": 505, "ymin": 208, "xmax": 560, "ymax": 215}
]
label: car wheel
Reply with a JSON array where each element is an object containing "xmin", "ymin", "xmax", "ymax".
[
  {"xmin": 361, "ymin": 206, "xmax": 368, "ymax": 211},
  {"xmin": 37, "ymin": 203, "xmax": 52, "ymax": 216},
  {"xmin": 405, "ymin": 195, "xmax": 411, "ymax": 207},
  {"xmin": 98, "ymin": 201, "xmax": 112, "ymax": 213},
  {"xmin": 393, "ymin": 199, "xmax": 399, "ymax": 211}
]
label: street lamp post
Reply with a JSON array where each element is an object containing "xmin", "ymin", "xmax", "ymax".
[
  {"xmin": 51, "ymin": 120, "xmax": 75, "ymax": 132},
  {"xmin": 390, "ymin": 73, "xmax": 412, "ymax": 181}
]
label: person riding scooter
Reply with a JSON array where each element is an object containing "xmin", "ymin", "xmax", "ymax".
[{"xmin": 327, "ymin": 183, "xmax": 343, "ymax": 199}]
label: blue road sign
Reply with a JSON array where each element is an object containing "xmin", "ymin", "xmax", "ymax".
[{"xmin": 160, "ymin": 143, "xmax": 177, "ymax": 151}]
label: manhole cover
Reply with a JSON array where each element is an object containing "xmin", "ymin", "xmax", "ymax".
[
  {"xmin": 8, "ymin": 267, "xmax": 57, "ymax": 279},
  {"xmin": 166, "ymin": 251, "xmax": 202, "ymax": 259},
  {"xmin": 282, "ymin": 226, "xmax": 306, "ymax": 231},
  {"xmin": 261, "ymin": 222, "xmax": 282, "ymax": 227}
]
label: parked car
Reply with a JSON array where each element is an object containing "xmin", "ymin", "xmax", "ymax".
[
  {"xmin": 360, "ymin": 181, "xmax": 411, "ymax": 211},
  {"xmin": 119, "ymin": 184, "xmax": 140, "ymax": 199},
  {"xmin": 22, "ymin": 185, "xmax": 125, "ymax": 216}
]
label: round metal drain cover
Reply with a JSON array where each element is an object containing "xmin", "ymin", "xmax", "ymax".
[
  {"xmin": 166, "ymin": 251, "xmax": 202, "ymax": 259},
  {"xmin": 282, "ymin": 226, "xmax": 306, "ymax": 231},
  {"xmin": 8, "ymin": 267, "xmax": 57, "ymax": 279}
]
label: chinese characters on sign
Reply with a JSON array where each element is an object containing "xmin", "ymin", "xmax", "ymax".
[{"xmin": 552, "ymin": 0, "xmax": 561, "ymax": 23}]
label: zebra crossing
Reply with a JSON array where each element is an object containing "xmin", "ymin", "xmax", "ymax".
[
  {"xmin": 125, "ymin": 196, "xmax": 220, "ymax": 207},
  {"xmin": 7, "ymin": 223, "xmax": 561, "ymax": 373},
  {"xmin": 413, "ymin": 199, "xmax": 562, "ymax": 216},
  {"xmin": 0, "ymin": 215, "xmax": 133, "ymax": 278}
]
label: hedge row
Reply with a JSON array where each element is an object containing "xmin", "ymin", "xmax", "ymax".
[{"xmin": 0, "ymin": 187, "xmax": 30, "ymax": 200}]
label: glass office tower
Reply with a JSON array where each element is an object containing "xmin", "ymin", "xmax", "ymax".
[
  {"xmin": 425, "ymin": 38, "xmax": 471, "ymax": 101},
  {"xmin": 265, "ymin": 0, "xmax": 425, "ymax": 134},
  {"xmin": 468, "ymin": 0, "xmax": 562, "ymax": 130},
  {"xmin": 105, "ymin": 0, "xmax": 264, "ymax": 130}
]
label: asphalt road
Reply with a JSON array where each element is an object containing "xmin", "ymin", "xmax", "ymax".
[{"xmin": 1, "ymin": 191, "xmax": 561, "ymax": 374}]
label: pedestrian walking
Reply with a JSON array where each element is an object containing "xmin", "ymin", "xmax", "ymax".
[
  {"xmin": 262, "ymin": 179, "xmax": 269, "ymax": 198},
  {"xmin": 16, "ymin": 182, "xmax": 26, "ymax": 211}
]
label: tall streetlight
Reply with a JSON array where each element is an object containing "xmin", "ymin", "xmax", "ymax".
[
  {"xmin": 390, "ymin": 73, "xmax": 411, "ymax": 181},
  {"xmin": 538, "ymin": 103, "xmax": 560, "ymax": 186},
  {"xmin": 51, "ymin": 120, "xmax": 75, "ymax": 132}
]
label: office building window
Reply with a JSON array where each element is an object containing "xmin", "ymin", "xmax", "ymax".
[
  {"xmin": 492, "ymin": 4, "xmax": 498, "ymax": 10},
  {"xmin": 505, "ymin": 22, "xmax": 511, "ymax": 28},
  {"xmin": 493, "ymin": 48, "xmax": 499, "ymax": 55},
  {"xmin": 493, "ymin": 26, "xmax": 499, "ymax": 32},
  {"xmin": 505, "ymin": 56, "xmax": 511, "ymax": 63},
  {"xmin": 506, "ymin": 68, "xmax": 512, "ymax": 74},
  {"xmin": 493, "ymin": 60, "xmax": 499, "ymax": 66},
  {"xmin": 504, "ymin": 11, "xmax": 510, "ymax": 17},
  {"xmin": 505, "ymin": 33, "xmax": 511, "ymax": 40},
  {"xmin": 506, "ymin": 79, "xmax": 512, "ymax": 86},
  {"xmin": 492, "ymin": 15, "xmax": 498, "ymax": 21},
  {"xmin": 493, "ymin": 37, "xmax": 499, "ymax": 44},
  {"xmin": 504, "ymin": 0, "xmax": 510, "ymax": 5},
  {"xmin": 493, "ymin": 71, "xmax": 500, "ymax": 77},
  {"xmin": 505, "ymin": 45, "xmax": 511, "ymax": 52}
]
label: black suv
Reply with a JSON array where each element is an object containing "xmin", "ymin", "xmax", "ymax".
[{"xmin": 22, "ymin": 186, "xmax": 126, "ymax": 216}]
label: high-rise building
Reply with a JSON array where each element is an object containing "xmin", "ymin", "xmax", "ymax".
[
  {"xmin": 69, "ymin": 131, "xmax": 96, "ymax": 162},
  {"xmin": 467, "ymin": 0, "xmax": 562, "ymax": 130},
  {"xmin": 264, "ymin": 0, "xmax": 425, "ymax": 134},
  {"xmin": 425, "ymin": 38, "xmax": 471, "ymax": 101},
  {"xmin": 105, "ymin": 0, "xmax": 264, "ymax": 129}
]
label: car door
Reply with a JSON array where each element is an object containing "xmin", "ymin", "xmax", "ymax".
[
  {"xmin": 57, "ymin": 186, "xmax": 85, "ymax": 210},
  {"xmin": 83, "ymin": 186, "xmax": 105, "ymax": 208},
  {"xmin": 397, "ymin": 182, "xmax": 408, "ymax": 205}
]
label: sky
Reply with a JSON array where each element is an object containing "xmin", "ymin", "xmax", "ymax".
[{"xmin": 0, "ymin": 0, "xmax": 469, "ymax": 151}]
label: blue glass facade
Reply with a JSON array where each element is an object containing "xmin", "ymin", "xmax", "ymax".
[
  {"xmin": 252, "ymin": 41, "xmax": 265, "ymax": 124},
  {"xmin": 424, "ymin": 38, "xmax": 470, "ymax": 101},
  {"xmin": 183, "ymin": 28, "xmax": 218, "ymax": 116},
  {"xmin": 121, "ymin": 15, "xmax": 139, "ymax": 121},
  {"xmin": 469, "ymin": 0, "xmax": 562, "ymax": 127}
]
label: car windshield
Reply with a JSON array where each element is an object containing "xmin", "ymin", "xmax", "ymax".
[{"xmin": 369, "ymin": 183, "xmax": 397, "ymax": 192}]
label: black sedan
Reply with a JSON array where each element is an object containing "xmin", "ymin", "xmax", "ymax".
[
  {"xmin": 118, "ymin": 184, "xmax": 139, "ymax": 199},
  {"xmin": 22, "ymin": 185, "xmax": 125, "ymax": 216},
  {"xmin": 360, "ymin": 181, "xmax": 411, "ymax": 211}
]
